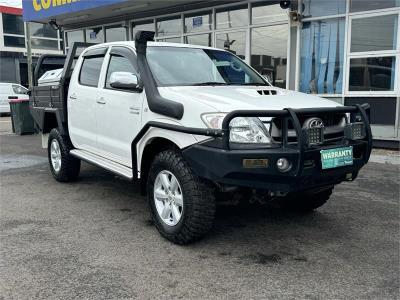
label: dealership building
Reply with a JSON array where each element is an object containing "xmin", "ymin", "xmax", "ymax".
[
  {"xmin": 14, "ymin": 0, "xmax": 400, "ymax": 146},
  {"xmin": 0, "ymin": 3, "xmax": 63, "ymax": 86}
]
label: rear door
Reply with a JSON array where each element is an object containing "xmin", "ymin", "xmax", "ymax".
[
  {"xmin": 95, "ymin": 46, "xmax": 144, "ymax": 166},
  {"xmin": 67, "ymin": 47, "xmax": 107, "ymax": 153}
]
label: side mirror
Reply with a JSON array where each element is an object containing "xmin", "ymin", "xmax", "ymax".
[{"xmin": 109, "ymin": 72, "xmax": 141, "ymax": 91}]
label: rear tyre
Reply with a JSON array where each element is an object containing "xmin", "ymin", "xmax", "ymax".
[
  {"xmin": 147, "ymin": 149, "xmax": 216, "ymax": 245},
  {"xmin": 48, "ymin": 128, "xmax": 80, "ymax": 182},
  {"xmin": 279, "ymin": 187, "xmax": 333, "ymax": 212}
]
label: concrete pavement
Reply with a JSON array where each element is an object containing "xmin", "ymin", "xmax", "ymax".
[{"xmin": 0, "ymin": 117, "xmax": 399, "ymax": 299}]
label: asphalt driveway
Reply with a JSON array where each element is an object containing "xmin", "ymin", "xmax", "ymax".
[{"xmin": 0, "ymin": 117, "xmax": 399, "ymax": 299}]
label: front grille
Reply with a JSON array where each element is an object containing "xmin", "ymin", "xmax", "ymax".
[{"xmin": 269, "ymin": 113, "xmax": 347, "ymax": 146}]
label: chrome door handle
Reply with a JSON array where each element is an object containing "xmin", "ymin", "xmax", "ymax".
[
  {"xmin": 97, "ymin": 97, "xmax": 106, "ymax": 104},
  {"xmin": 69, "ymin": 94, "xmax": 77, "ymax": 100}
]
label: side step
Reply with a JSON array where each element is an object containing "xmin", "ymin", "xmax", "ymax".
[{"xmin": 70, "ymin": 149, "xmax": 133, "ymax": 180}]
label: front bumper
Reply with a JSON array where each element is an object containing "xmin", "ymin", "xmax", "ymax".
[
  {"xmin": 182, "ymin": 104, "xmax": 372, "ymax": 192},
  {"xmin": 133, "ymin": 104, "xmax": 372, "ymax": 189},
  {"xmin": 182, "ymin": 139, "xmax": 368, "ymax": 192}
]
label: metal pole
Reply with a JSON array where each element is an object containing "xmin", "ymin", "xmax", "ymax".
[{"xmin": 24, "ymin": 22, "xmax": 33, "ymax": 88}]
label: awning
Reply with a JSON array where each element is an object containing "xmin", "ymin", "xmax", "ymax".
[{"xmin": 22, "ymin": 0, "xmax": 129, "ymax": 22}]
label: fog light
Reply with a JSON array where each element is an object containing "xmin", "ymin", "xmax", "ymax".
[
  {"xmin": 345, "ymin": 122, "xmax": 365, "ymax": 140},
  {"xmin": 276, "ymin": 158, "xmax": 292, "ymax": 172}
]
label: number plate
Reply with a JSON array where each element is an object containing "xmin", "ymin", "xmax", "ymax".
[{"xmin": 320, "ymin": 146, "xmax": 353, "ymax": 170}]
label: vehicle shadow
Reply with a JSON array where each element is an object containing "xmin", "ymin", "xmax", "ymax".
[{"xmin": 76, "ymin": 163, "xmax": 349, "ymax": 254}]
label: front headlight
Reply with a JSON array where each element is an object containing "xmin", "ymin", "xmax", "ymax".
[{"xmin": 201, "ymin": 113, "xmax": 271, "ymax": 143}]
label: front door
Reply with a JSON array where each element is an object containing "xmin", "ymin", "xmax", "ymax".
[{"xmin": 95, "ymin": 46, "xmax": 143, "ymax": 167}]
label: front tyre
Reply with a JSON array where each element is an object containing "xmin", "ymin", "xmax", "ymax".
[
  {"xmin": 147, "ymin": 150, "xmax": 216, "ymax": 245},
  {"xmin": 48, "ymin": 128, "xmax": 80, "ymax": 182}
]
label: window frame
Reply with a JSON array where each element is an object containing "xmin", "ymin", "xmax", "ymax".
[
  {"xmin": 103, "ymin": 46, "xmax": 139, "ymax": 92},
  {"xmin": 345, "ymin": 10, "xmax": 400, "ymax": 96},
  {"xmin": 78, "ymin": 51, "xmax": 107, "ymax": 88}
]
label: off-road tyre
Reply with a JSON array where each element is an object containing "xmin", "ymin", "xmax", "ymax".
[
  {"xmin": 48, "ymin": 128, "xmax": 80, "ymax": 182},
  {"xmin": 147, "ymin": 149, "xmax": 216, "ymax": 245},
  {"xmin": 279, "ymin": 187, "xmax": 333, "ymax": 212}
]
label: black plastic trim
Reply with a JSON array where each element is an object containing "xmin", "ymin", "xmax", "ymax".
[
  {"xmin": 135, "ymin": 31, "xmax": 184, "ymax": 120},
  {"xmin": 109, "ymin": 46, "xmax": 139, "ymax": 70},
  {"xmin": 82, "ymin": 47, "xmax": 108, "ymax": 57}
]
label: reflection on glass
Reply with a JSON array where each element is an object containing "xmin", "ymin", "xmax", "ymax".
[
  {"xmin": 2, "ymin": 14, "xmax": 24, "ymax": 35},
  {"xmin": 252, "ymin": 1, "xmax": 288, "ymax": 24},
  {"xmin": 216, "ymin": 32, "xmax": 246, "ymax": 59},
  {"xmin": 157, "ymin": 37, "xmax": 182, "ymax": 43},
  {"xmin": 351, "ymin": 15, "xmax": 398, "ymax": 52},
  {"xmin": 31, "ymin": 38, "xmax": 59, "ymax": 50},
  {"xmin": 349, "ymin": 57, "xmax": 396, "ymax": 91},
  {"xmin": 184, "ymin": 11, "xmax": 213, "ymax": 33},
  {"xmin": 66, "ymin": 30, "xmax": 84, "ymax": 47},
  {"xmin": 300, "ymin": 19, "xmax": 345, "ymax": 94},
  {"xmin": 105, "ymin": 26, "xmax": 126, "ymax": 42},
  {"xmin": 350, "ymin": 0, "xmax": 400, "ymax": 12},
  {"xmin": 216, "ymin": 5, "xmax": 248, "ymax": 29},
  {"xmin": 86, "ymin": 27, "xmax": 104, "ymax": 43},
  {"xmin": 132, "ymin": 21, "xmax": 155, "ymax": 38},
  {"xmin": 302, "ymin": 0, "xmax": 346, "ymax": 18},
  {"xmin": 251, "ymin": 25, "xmax": 288, "ymax": 88},
  {"xmin": 147, "ymin": 47, "xmax": 266, "ymax": 86},
  {"xmin": 184, "ymin": 34, "xmax": 212, "ymax": 47},
  {"xmin": 157, "ymin": 16, "xmax": 181, "ymax": 36},
  {"xmin": 4, "ymin": 36, "xmax": 25, "ymax": 48},
  {"xmin": 29, "ymin": 23, "xmax": 57, "ymax": 38}
]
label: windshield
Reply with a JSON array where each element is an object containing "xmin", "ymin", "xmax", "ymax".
[{"xmin": 147, "ymin": 46, "xmax": 269, "ymax": 87}]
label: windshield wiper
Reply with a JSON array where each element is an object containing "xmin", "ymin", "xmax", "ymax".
[{"xmin": 192, "ymin": 82, "xmax": 228, "ymax": 86}]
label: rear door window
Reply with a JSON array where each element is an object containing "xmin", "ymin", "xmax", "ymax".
[{"xmin": 79, "ymin": 56, "xmax": 105, "ymax": 87}]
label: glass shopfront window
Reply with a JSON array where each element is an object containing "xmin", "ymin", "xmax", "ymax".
[
  {"xmin": 216, "ymin": 5, "xmax": 248, "ymax": 29},
  {"xmin": 105, "ymin": 25, "xmax": 126, "ymax": 42},
  {"xmin": 252, "ymin": 1, "xmax": 287, "ymax": 24},
  {"xmin": 86, "ymin": 27, "xmax": 104, "ymax": 43},
  {"xmin": 132, "ymin": 21, "xmax": 155, "ymax": 38},
  {"xmin": 66, "ymin": 30, "xmax": 84, "ymax": 47},
  {"xmin": 216, "ymin": 31, "xmax": 246, "ymax": 59},
  {"xmin": 184, "ymin": 11, "xmax": 213, "ymax": 33},
  {"xmin": 349, "ymin": 57, "xmax": 396, "ymax": 91},
  {"xmin": 251, "ymin": 25, "xmax": 288, "ymax": 88},
  {"xmin": 348, "ymin": 13, "xmax": 398, "ymax": 94},
  {"xmin": 157, "ymin": 37, "xmax": 182, "ymax": 43},
  {"xmin": 350, "ymin": 0, "xmax": 400, "ymax": 12},
  {"xmin": 4, "ymin": 36, "xmax": 25, "ymax": 48},
  {"xmin": 302, "ymin": 0, "xmax": 346, "ymax": 18},
  {"xmin": 29, "ymin": 23, "xmax": 57, "ymax": 38},
  {"xmin": 184, "ymin": 34, "xmax": 212, "ymax": 47},
  {"xmin": 351, "ymin": 14, "xmax": 398, "ymax": 52},
  {"xmin": 2, "ymin": 14, "xmax": 24, "ymax": 35},
  {"xmin": 300, "ymin": 18, "xmax": 345, "ymax": 94},
  {"xmin": 31, "ymin": 38, "xmax": 59, "ymax": 50},
  {"xmin": 157, "ymin": 16, "xmax": 181, "ymax": 36}
]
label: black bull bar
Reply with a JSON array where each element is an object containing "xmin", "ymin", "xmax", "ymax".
[{"xmin": 132, "ymin": 104, "xmax": 372, "ymax": 180}]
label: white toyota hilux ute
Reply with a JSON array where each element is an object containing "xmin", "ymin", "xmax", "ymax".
[{"xmin": 30, "ymin": 31, "xmax": 372, "ymax": 244}]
